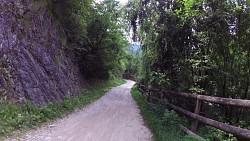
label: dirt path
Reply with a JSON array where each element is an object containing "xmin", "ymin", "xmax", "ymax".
[{"xmin": 6, "ymin": 80, "xmax": 152, "ymax": 141}]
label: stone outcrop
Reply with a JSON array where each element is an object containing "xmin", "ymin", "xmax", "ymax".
[{"xmin": 0, "ymin": 0, "xmax": 82, "ymax": 105}]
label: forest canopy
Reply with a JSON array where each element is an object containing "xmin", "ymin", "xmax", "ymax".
[
  {"xmin": 124, "ymin": 0, "xmax": 250, "ymax": 140},
  {"xmin": 126, "ymin": 0, "xmax": 250, "ymax": 100},
  {"xmin": 50, "ymin": 0, "xmax": 130, "ymax": 79}
]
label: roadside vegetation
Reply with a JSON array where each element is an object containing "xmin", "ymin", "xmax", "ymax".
[
  {"xmin": 125, "ymin": 0, "xmax": 250, "ymax": 140},
  {"xmin": 131, "ymin": 86, "xmax": 198, "ymax": 141},
  {"xmin": 132, "ymin": 85, "xmax": 240, "ymax": 141},
  {"xmin": 0, "ymin": 79, "xmax": 124, "ymax": 139}
]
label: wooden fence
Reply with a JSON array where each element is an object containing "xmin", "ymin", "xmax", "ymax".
[{"xmin": 138, "ymin": 84, "xmax": 250, "ymax": 140}]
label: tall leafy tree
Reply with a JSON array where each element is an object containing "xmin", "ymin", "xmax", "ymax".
[
  {"xmin": 126, "ymin": 0, "xmax": 250, "ymax": 136},
  {"xmin": 53, "ymin": 0, "xmax": 129, "ymax": 79}
]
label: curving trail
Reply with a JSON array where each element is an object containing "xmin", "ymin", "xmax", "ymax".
[{"xmin": 6, "ymin": 80, "xmax": 152, "ymax": 141}]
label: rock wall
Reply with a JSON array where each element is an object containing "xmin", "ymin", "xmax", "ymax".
[{"xmin": 0, "ymin": 0, "xmax": 82, "ymax": 105}]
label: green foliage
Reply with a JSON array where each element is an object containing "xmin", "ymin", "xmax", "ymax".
[
  {"xmin": 0, "ymin": 79, "xmax": 124, "ymax": 138},
  {"xmin": 161, "ymin": 110, "xmax": 185, "ymax": 127},
  {"xmin": 198, "ymin": 126, "xmax": 236, "ymax": 141},
  {"xmin": 124, "ymin": 46, "xmax": 142, "ymax": 80},
  {"xmin": 126, "ymin": 0, "xmax": 250, "ymax": 139},
  {"xmin": 182, "ymin": 135, "xmax": 200, "ymax": 141},
  {"xmin": 149, "ymin": 71, "xmax": 168, "ymax": 88},
  {"xmin": 131, "ymin": 86, "xmax": 198, "ymax": 141},
  {"xmin": 50, "ymin": 0, "xmax": 129, "ymax": 80}
]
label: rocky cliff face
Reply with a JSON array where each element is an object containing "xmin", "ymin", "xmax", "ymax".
[{"xmin": 0, "ymin": 0, "xmax": 82, "ymax": 105}]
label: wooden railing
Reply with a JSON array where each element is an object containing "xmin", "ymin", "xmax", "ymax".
[{"xmin": 138, "ymin": 84, "xmax": 250, "ymax": 140}]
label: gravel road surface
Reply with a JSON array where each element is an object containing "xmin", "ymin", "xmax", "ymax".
[{"xmin": 6, "ymin": 80, "xmax": 152, "ymax": 141}]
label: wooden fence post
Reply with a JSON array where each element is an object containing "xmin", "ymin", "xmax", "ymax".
[{"xmin": 191, "ymin": 99, "xmax": 202, "ymax": 132}]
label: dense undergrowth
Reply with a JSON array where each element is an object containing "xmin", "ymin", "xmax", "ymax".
[
  {"xmin": 197, "ymin": 126, "xmax": 236, "ymax": 141},
  {"xmin": 131, "ymin": 85, "xmax": 241, "ymax": 141},
  {"xmin": 131, "ymin": 86, "xmax": 198, "ymax": 141},
  {"xmin": 0, "ymin": 79, "xmax": 124, "ymax": 138}
]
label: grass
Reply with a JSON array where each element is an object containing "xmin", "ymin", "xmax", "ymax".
[
  {"xmin": 197, "ymin": 126, "xmax": 237, "ymax": 141},
  {"xmin": 131, "ymin": 85, "xmax": 199, "ymax": 141},
  {"xmin": 0, "ymin": 79, "xmax": 125, "ymax": 139}
]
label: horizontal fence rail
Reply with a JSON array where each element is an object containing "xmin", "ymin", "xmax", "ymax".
[
  {"xmin": 161, "ymin": 89, "xmax": 250, "ymax": 108},
  {"xmin": 168, "ymin": 103, "xmax": 250, "ymax": 138},
  {"xmin": 138, "ymin": 84, "xmax": 250, "ymax": 139}
]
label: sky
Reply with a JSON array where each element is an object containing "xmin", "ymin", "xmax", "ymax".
[
  {"xmin": 118, "ymin": 0, "xmax": 128, "ymax": 5},
  {"xmin": 95, "ymin": 0, "xmax": 128, "ymax": 5}
]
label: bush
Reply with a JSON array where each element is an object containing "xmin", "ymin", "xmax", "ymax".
[
  {"xmin": 131, "ymin": 85, "xmax": 198, "ymax": 141},
  {"xmin": 161, "ymin": 110, "xmax": 185, "ymax": 126}
]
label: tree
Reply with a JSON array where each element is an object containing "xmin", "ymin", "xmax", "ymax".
[
  {"xmin": 126, "ymin": 0, "xmax": 250, "ymax": 139},
  {"xmin": 53, "ymin": 0, "xmax": 129, "ymax": 79}
]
